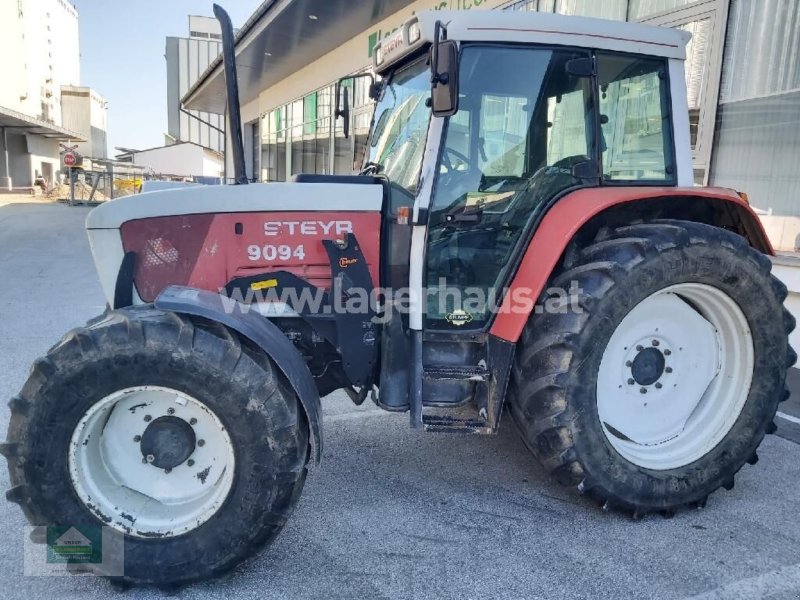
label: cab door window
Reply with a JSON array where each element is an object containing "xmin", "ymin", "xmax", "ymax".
[{"xmin": 425, "ymin": 46, "xmax": 594, "ymax": 329}]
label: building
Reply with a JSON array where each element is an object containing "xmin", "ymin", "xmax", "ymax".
[
  {"xmin": 0, "ymin": 0, "xmax": 108, "ymax": 190},
  {"xmin": 61, "ymin": 86, "xmax": 108, "ymax": 159},
  {"xmin": 116, "ymin": 141, "xmax": 223, "ymax": 181},
  {"xmin": 165, "ymin": 16, "xmax": 226, "ymax": 153}
]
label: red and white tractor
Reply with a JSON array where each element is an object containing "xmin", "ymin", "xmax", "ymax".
[{"xmin": 3, "ymin": 4, "xmax": 794, "ymax": 588}]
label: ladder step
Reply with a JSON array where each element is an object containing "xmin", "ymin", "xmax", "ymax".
[
  {"xmin": 423, "ymin": 364, "xmax": 489, "ymax": 382},
  {"xmin": 422, "ymin": 414, "xmax": 490, "ymax": 434}
]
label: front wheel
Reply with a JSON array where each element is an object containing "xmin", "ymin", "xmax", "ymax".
[
  {"xmin": 4, "ymin": 307, "xmax": 309, "ymax": 587},
  {"xmin": 509, "ymin": 220, "xmax": 796, "ymax": 514}
]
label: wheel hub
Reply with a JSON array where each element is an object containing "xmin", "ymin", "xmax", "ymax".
[
  {"xmin": 69, "ymin": 386, "xmax": 235, "ymax": 538},
  {"xmin": 630, "ymin": 346, "xmax": 666, "ymax": 386},
  {"xmin": 597, "ymin": 284, "xmax": 753, "ymax": 470},
  {"xmin": 139, "ymin": 416, "xmax": 196, "ymax": 469}
]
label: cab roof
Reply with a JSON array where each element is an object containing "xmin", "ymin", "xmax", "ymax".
[{"xmin": 377, "ymin": 10, "xmax": 690, "ymax": 73}]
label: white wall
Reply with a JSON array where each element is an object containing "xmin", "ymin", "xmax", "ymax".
[
  {"xmin": 11, "ymin": 0, "xmax": 81, "ymax": 124},
  {"xmin": 132, "ymin": 144, "xmax": 222, "ymax": 178}
]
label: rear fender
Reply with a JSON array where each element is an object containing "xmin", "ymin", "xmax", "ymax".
[
  {"xmin": 490, "ymin": 186, "xmax": 772, "ymax": 343},
  {"xmin": 154, "ymin": 285, "xmax": 322, "ymax": 463}
]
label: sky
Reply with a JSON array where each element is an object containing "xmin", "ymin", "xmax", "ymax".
[{"xmin": 75, "ymin": 0, "xmax": 260, "ymax": 154}]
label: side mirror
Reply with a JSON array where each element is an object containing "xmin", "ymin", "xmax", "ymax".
[
  {"xmin": 335, "ymin": 80, "xmax": 351, "ymax": 139},
  {"xmin": 431, "ymin": 22, "xmax": 459, "ymax": 117}
]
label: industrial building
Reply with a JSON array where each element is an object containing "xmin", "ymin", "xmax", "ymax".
[
  {"xmin": 0, "ymin": 0, "xmax": 108, "ymax": 190},
  {"xmin": 166, "ymin": 15, "xmax": 226, "ymax": 153}
]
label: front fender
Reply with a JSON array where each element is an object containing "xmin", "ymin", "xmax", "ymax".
[{"xmin": 154, "ymin": 286, "xmax": 322, "ymax": 463}]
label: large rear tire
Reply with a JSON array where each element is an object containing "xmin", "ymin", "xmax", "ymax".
[
  {"xmin": 509, "ymin": 220, "xmax": 796, "ymax": 515},
  {"xmin": 3, "ymin": 306, "xmax": 309, "ymax": 587}
]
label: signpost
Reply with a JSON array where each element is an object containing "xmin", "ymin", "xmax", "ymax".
[{"xmin": 60, "ymin": 143, "xmax": 80, "ymax": 206}]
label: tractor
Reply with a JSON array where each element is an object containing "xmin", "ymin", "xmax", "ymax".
[{"xmin": 3, "ymin": 4, "xmax": 795, "ymax": 588}]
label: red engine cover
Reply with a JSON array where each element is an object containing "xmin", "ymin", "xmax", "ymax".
[{"xmin": 121, "ymin": 212, "xmax": 382, "ymax": 302}]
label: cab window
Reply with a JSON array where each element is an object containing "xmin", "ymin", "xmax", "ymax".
[
  {"xmin": 425, "ymin": 45, "xmax": 594, "ymax": 329},
  {"xmin": 597, "ymin": 53, "xmax": 674, "ymax": 182}
]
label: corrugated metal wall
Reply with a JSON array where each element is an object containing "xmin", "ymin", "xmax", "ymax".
[{"xmin": 711, "ymin": 0, "xmax": 800, "ymax": 215}]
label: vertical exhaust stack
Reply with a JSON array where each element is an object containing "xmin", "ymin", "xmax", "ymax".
[{"xmin": 213, "ymin": 3, "xmax": 248, "ymax": 185}]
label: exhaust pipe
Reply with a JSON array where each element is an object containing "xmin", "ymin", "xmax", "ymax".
[{"xmin": 213, "ymin": 4, "xmax": 248, "ymax": 185}]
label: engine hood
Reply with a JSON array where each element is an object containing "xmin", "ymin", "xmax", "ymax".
[{"xmin": 86, "ymin": 182, "xmax": 384, "ymax": 230}]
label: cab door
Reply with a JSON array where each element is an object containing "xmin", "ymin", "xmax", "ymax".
[
  {"xmin": 411, "ymin": 44, "xmax": 599, "ymax": 426},
  {"xmin": 424, "ymin": 45, "xmax": 596, "ymax": 334}
]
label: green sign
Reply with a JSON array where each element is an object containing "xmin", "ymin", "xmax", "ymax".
[
  {"xmin": 367, "ymin": 0, "xmax": 491, "ymax": 57},
  {"xmin": 46, "ymin": 525, "xmax": 103, "ymax": 565}
]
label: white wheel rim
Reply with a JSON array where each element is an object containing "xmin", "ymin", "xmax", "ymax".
[
  {"xmin": 69, "ymin": 386, "xmax": 235, "ymax": 538},
  {"xmin": 597, "ymin": 283, "xmax": 754, "ymax": 470}
]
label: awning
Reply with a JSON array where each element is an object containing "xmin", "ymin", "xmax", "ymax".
[
  {"xmin": 0, "ymin": 104, "xmax": 84, "ymax": 141},
  {"xmin": 182, "ymin": 0, "xmax": 418, "ymax": 115}
]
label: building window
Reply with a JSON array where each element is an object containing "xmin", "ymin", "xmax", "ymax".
[
  {"xmin": 628, "ymin": 0, "xmax": 702, "ymax": 20},
  {"xmin": 554, "ymin": 0, "xmax": 628, "ymax": 19},
  {"xmin": 710, "ymin": 0, "xmax": 800, "ymax": 220}
]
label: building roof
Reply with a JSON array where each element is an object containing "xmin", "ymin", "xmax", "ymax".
[
  {"xmin": 182, "ymin": 0, "xmax": 418, "ymax": 114},
  {"xmin": 0, "ymin": 104, "xmax": 84, "ymax": 141},
  {"xmin": 114, "ymin": 141, "xmax": 223, "ymax": 161},
  {"xmin": 184, "ymin": 2, "xmax": 690, "ymax": 115}
]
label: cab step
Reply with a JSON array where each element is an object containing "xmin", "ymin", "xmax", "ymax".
[
  {"xmin": 422, "ymin": 414, "xmax": 491, "ymax": 434},
  {"xmin": 423, "ymin": 364, "xmax": 489, "ymax": 382}
]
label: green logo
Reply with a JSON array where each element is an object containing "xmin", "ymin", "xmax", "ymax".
[{"xmin": 46, "ymin": 525, "xmax": 103, "ymax": 564}]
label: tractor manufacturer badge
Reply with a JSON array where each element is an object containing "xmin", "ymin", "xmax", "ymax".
[
  {"xmin": 339, "ymin": 257, "xmax": 358, "ymax": 268},
  {"xmin": 445, "ymin": 310, "xmax": 473, "ymax": 326}
]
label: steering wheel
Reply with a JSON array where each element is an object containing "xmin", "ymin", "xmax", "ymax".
[{"xmin": 440, "ymin": 147, "xmax": 472, "ymax": 173}]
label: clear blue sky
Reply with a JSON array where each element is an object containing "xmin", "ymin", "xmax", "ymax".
[{"xmin": 75, "ymin": 0, "xmax": 260, "ymax": 154}]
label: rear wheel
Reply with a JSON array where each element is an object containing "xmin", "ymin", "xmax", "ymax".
[
  {"xmin": 4, "ymin": 307, "xmax": 309, "ymax": 587},
  {"xmin": 509, "ymin": 220, "xmax": 796, "ymax": 514}
]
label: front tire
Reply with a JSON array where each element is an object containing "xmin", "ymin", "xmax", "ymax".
[
  {"xmin": 4, "ymin": 307, "xmax": 309, "ymax": 587},
  {"xmin": 509, "ymin": 220, "xmax": 796, "ymax": 514}
]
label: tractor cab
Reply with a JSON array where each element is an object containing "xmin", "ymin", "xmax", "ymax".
[{"xmin": 335, "ymin": 11, "xmax": 692, "ymax": 430}]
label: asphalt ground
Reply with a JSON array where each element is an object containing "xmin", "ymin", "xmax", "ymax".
[{"xmin": 1, "ymin": 202, "xmax": 800, "ymax": 599}]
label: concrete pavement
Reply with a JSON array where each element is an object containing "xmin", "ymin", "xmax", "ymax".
[{"xmin": 1, "ymin": 202, "xmax": 800, "ymax": 599}]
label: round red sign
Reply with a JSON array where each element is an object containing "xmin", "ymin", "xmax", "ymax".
[{"xmin": 63, "ymin": 152, "xmax": 77, "ymax": 167}]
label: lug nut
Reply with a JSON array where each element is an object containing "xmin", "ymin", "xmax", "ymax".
[
  {"xmin": 187, "ymin": 459, "xmax": 195, "ymax": 467},
  {"xmin": 626, "ymin": 361, "xmax": 632, "ymax": 367},
  {"xmin": 144, "ymin": 415, "xmax": 152, "ymax": 422},
  {"xmin": 665, "ymin": 367, "xmax": 673, "ymax": 374},
  {"xmin": 664, "ymin": 349, "xmax": 672, "ymax": 356},
  {"xmin": 167, "ymin": 408, "xmax": 175, "ymax": 415},
  {"xmin": 197, "ymin": 439, "xmax": 205, "ymax": 447},
  {"xmin": 655, "ymin": 383, "xmax": 663, "ymax": 389},
  {"xmin": 164, "ymin": 467, "xmax": 172, "ymax": 474},
  {"xmin": 636, "ymin": 345, "xmax": 644, "ymax": 352},
  {"xmin": 189, "ymin": 418, "xmax": 197, "ymax": 425},
  {"xmin": 640, "ymin": 388, "xmax": 648, "ymax": 394},
  {"xmin": 627, "ymin": 378, "xmax": 635, "ymax": 385},
  {"xmin": 133, "ymin": 435, "xmax": 141, "ymax": 443},
  {"xmin": 652, "ymin": 340, "xmax": 660, "ymax": 347},
  {"xmin": 141, "ymin": 457, "xmax": 148, "ymax": 464},
  {"xmin": 146, "ymin": 454, "xmax": 155, "ymax": 463}
]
